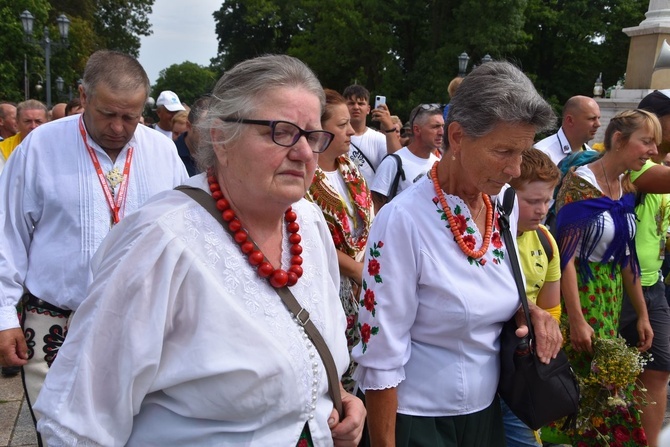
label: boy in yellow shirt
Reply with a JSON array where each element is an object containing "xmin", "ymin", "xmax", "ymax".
[{"xmin": 503, "ymin": 148, "xmax": 562, "ymax": 447}]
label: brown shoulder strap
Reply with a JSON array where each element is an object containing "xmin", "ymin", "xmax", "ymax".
[{"xmin": 175, "ymin": 185, "xmax": 344, "ymax": 420}]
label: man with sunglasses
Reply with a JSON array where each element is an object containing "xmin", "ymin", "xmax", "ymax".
[
  {"xmin": 371, "ymin": 104, "xmax": 444, "ymax": 210},
  {"xmin": 343, "ymin": 85, "xmax": 401, "ymax": 186}
]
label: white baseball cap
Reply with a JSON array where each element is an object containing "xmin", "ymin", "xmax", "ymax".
[{"xmin": 156, "ymin": 90, "xmax": 186, "ymax": 112}]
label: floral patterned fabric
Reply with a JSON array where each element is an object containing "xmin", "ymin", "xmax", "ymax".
[
  {"xmin": 306, "ymin": 155, "xmax": 373, "ymax": 392},
  {"xmin": 542, "ymin": 167, "xmax": 647, "ymax": 446}
]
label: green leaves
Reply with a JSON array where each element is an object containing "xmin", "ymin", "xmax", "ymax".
[{"xmin": 151, "ymin": 62, "xmax": 217, "ymax": 106}]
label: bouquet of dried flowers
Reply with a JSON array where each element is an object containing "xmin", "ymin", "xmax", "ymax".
[{"xmin": 568, "ymin": 336, "xmax": 652, "ymax": 445}]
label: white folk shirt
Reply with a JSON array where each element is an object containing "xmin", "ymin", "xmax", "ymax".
[
  {"xmin": 349, "ymin": 127, "xmax": 388, "ymax": 185},
  {"xmin": 352, "ymin": 177, "xmax": 520, "ymax": 416},
  {"xmin": 371, "ymin": 147, "xmax": 439, "ymax": 198},
  {"xmin": 35, "ymin": 176, "xmax": 349, "ymax": 446},
  {"xmin": 0, "ymin": 115, "xmax": 188, "ymax": 330}
]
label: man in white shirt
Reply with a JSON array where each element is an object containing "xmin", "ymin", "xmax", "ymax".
[
  {"xmin": 371, "ymin": 104, "xmax": 444, "ymax": 210},
  {"xmin": 0, "ymin": 50, "xmax": 188, "ymax": 438},
  {"xmin": 343, "ymin": 85, "xmax": 401, "ymax": 186},
  {"xmin": 152, "ymin": 90, "xmax": 186, "ymax": 139},
  {"xmin": 534, "ymin": 95, "xmax": 601, "ymax": 166}
]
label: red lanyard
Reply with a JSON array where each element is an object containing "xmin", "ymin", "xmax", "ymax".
[{"xmin": 79, "ymin": 117, "xmax": 133, "ymax": 225}]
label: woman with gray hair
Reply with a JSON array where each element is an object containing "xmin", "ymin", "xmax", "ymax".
[
  {"xmin": 351, "ymin": 61, "xmax": 562, "ymax": 446},
  {"xmin": 34, "ymin": 54, "xmax": 365, "ymax": 446}
]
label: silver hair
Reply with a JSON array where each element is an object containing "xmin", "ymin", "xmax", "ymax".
[
  {"xmin": 81, "ymin": 50, "xmax": 150, "ymax": 99},
  {"xmin": 195, "ymin": 54, "xmax": 325, "ymax": 172},
  {"xmin": 412, "ymin": 107, "xmax": 442, "ymax": 128},
  {"xmin": 445, "ymin": 61, "xmax": 555, "ymax": 148},
  {"xmin": 17, "ymin": 99, "xmax": 48, "ymax": 117}
]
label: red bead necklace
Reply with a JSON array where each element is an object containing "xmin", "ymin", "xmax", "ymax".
[
  {"xmin": 430, "ymin": 162, "xmax": 493, "ymax": 259},
  {"xmin": 207, "ymin": 173, "xmax": 304, "ymax": 288}
]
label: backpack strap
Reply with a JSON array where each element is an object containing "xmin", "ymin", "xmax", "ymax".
[
  {"xmin": 535, "ymin": 225, "xmax": 554, "ymax": 263},
  {"xmin": 383, "ymin": 153, "xmax": 405, "ymax": 200}
]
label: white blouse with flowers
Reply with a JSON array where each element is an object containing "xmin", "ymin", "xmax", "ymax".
[{"xmin": 352, "ymin": 175, "xmax": 520, "ymax": 416}]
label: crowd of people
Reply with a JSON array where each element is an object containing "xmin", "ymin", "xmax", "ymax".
[{"xmin": 0, "ymin": 49, "xmax": 669, "ymax": 447}]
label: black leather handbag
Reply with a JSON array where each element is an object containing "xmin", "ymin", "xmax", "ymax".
[{"xmin": 497, "ymin": 187, "xmax": 579, "ymax": 431}]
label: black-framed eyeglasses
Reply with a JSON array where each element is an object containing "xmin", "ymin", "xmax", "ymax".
[
  {"xmin": 220, "ymin": 118, "xmax": 334, "ymax": 153},
  {"xmin": 409, "ymin": 103, "xmax": 444, "ymax": 128}
]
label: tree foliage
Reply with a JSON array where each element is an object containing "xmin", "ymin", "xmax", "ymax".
[
  {"xmin": 212, "ymin": 0, "xmax": 647, "ymax": 122},
  {"xmin": 151, "ymin": 62, "xmax": 217, "ymax": 107},
  {"xmin": 93, "ymin": 0, "xmax": 153, "ymax": 58},
  {"xmin": 0, "ymin": 0, "xmax": 154, "ymax": 104}
]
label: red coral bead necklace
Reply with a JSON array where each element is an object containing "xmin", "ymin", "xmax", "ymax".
[
  {"xmin": 207, "ymin": 172, "xmax": 304, "ymax": 288},
  {"xmin": 430, "ymin": 162, "xmax": 493, "ymax": 259}
]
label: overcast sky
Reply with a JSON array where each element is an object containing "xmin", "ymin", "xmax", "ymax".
[{"xmin": 138, "ymin": 0, "xmax": 221, "ymax": 92}]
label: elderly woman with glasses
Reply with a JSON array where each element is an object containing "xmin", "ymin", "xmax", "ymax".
[
  {"xmin": 352, "ymin": 61, "xmax": 561, "ymax": 446},
  {"xmin": 34, "ymin": 55, "xmax": 366, "ymax": 446}
]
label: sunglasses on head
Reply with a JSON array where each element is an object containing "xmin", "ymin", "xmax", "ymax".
[{"xmin": 409, "ymin": 103, "xmax": 444, "ymax": 127}]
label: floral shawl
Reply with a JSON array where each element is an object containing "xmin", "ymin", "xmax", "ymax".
[
  {"xmin": 555, "ymin": 167, "xmax": 639, "ymax": 283},
  {"xmin": 306, "ymin": 155, "xmax": 372, "ymax": 258}
]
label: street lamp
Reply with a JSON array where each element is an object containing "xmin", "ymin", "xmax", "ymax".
[
  {"xmin": 458, "ymin": 52, "xmax": 470, "ymax": 77},
  {"xmin": 20, "ymin": 10, "xmax": 70, "ymax": 108},
  {"xmin": 481, "ymin": 54, "xmax": 493, "ymax": 64},
  {"xmin": 55, "ymin": 76, "xmax": 65, "ymax": 101},
  {"xmin": 33, "ymin": 73, "xmax": 44, "ymax": 93}
]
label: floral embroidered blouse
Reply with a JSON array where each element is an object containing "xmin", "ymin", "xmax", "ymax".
[
  {"xmin": 306, "ymin": 154, "xmax": 373, "ymax": 392},
  {"xmin": 352, "ymin": 176, "xmax": 520, "ymax": 416},
  {"xmin": 306, "ymin": 155, "xmax": 372, "ymax": 259}
]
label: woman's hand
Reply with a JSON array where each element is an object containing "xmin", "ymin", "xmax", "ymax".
[
  {"xmin": 568, "ymin": 318, "xmax": 595, "ymax": 354},
  {"xmin": 329, "ymin": 388, "xmax": 366, "ymax": 446},
  {"xmin": 515, "ymin": 302, "xmax": 562, "ymax": 363},
  {"xmin": 636, "ymin": 317, "xmax": 653, "ymax": 352}
]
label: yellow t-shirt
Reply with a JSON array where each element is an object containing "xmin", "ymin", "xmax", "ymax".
[
  {"xmin": 0, "ymin": 133, "xmax": 22, "ymax": 161},
  {"xmin": 517, "ymin": 224, "xmax": 560, "ymax": 305}
]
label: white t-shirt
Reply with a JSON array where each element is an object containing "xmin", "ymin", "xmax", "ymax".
[
  {"xmin": 371, "ymin": 147, "xmax": 438, "ymax": 199},
  {"xmin": 349, "ymin": 127, "xmax": 388, "ymax": 185},
  {"xmin": 152, "ymin": 123, "xmax": 174, "ymax": 139}
]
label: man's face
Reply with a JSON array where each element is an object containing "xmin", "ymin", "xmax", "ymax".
[
  {"xmin": 156, "ymin": 106, "xmax": 177, "ymax": 128},
  {"xmin": 569, "ymin": 99, "xmax": 601, "ymax": 145},
  {"xmin": 17, "ymin": 108, "xmax": 47, "ymax": 137},
  {"xmin": 0, "ymin": 104, "xmax": 18, "ymax": 135},
  {"xmin": 80, "ymin": 83, "xmax": 146, "ymax": 152},
  {"xmin": 415, "ymin": 113, "xmax": 444, "ymax": 151},
  {"xmin": 345, "ymin": 96, "xmax": 370, "ymax": 125}
]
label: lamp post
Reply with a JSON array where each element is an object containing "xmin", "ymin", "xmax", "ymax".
[
  {"xmin": 481, "ymin": 54, "xmax": 493, "ymax": 64},
  {"xmin": 20, "ymin": 10, "xmax": 70, "ymax": 108},
  {"xmin": 458, "ymin": 52, "xmax": 470, "ymax": 77}
]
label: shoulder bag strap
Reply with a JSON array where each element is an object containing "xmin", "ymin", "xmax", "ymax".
[
  {"xmin": 175, "ymin": 185, "xmax": 344, "ymax": 419},
  {"xmin": 497, "ymin": 187, "xmax": 534, "ymax": 342},
  {"xmin": 535, "ymin": 226, "xmax": 554, "ymax": 263},
  {"xmin": 350, "ymin": 141, "xmax": 376, "ymax": 173}
]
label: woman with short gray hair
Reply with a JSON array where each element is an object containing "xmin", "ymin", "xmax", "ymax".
[{"xmin": 352, "ymin": 61, "xmax": 561, "ymax": 446}]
